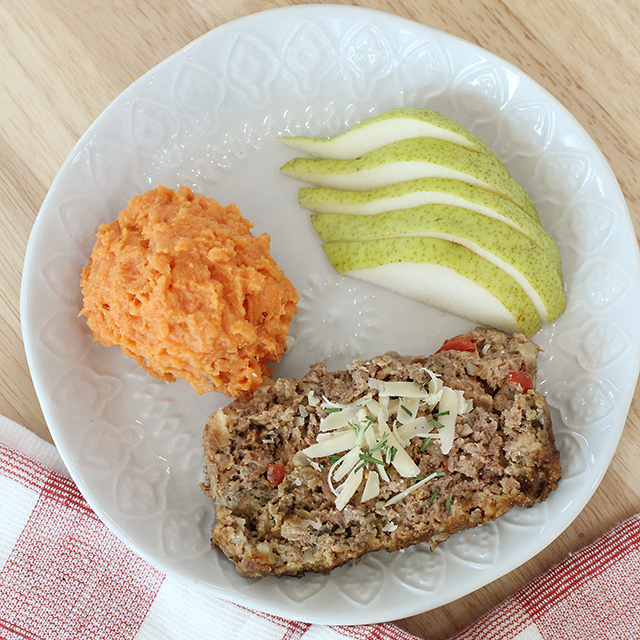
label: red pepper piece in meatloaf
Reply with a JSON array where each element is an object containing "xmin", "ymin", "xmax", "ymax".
[{"xmin": 201, "ymin": 326, "xmax": 561, "ymax": 578}]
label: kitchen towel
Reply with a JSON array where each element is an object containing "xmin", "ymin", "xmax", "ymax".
[{"xmin": 1, "ymin": 416, "xmax": 639, "ymax": 640}]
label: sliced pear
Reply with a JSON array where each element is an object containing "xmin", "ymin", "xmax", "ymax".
[
  {"xmin": 299, "ymin": 178, "xmax": 559, "ymax": 271},
  {"xmin": 322, "ymin": 236, "xmax": 541, "ymax": 336},
  {"xmin": 279, "ymin": 107, "xmax": 497, "ymax": 159},
  {"xmin": 311, "ymin": 206, "xmax": 565, "ymax": 324},
  {"xmin": 279, "ymin": 138, "xmax": 538, "ymax": 222}
]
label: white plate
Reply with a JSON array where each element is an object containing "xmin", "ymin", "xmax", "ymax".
[{"xmin": 21, "ymin": 4, "xmax": 640, "ymax": 625}]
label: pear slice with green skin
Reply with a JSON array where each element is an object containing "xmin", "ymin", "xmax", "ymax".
[
  {"xmin": 279, "ymin": 138, "xmax": 539, "ymax": 222},
  {"xmin": 311, "ymin": 205, "xmax": 566, "ymax": 324},
  {"xmin": 279, "ymin": 107, "xmax": 496, "ymax": 159},
  {"xmin": 322, "ymin": 236, "xmax": 541, "ymax": 336},
  {"xmin": 299, "ymin": 177, "xmax": 559, "ymax": 272}
]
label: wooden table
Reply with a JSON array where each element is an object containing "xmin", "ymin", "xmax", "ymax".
[{"xmin": 2, "ymin": 1, "xmax": 639, "ymax": 637}]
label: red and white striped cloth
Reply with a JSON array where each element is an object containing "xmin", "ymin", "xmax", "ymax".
[{"xmin": 1, "ymin": 415, "xmax": 639, "ymax": 640}]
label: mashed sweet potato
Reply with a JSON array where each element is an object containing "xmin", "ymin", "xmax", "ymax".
[{"xmin": 80, "ymin": 185, "xmax": 299, "ymax": 397}]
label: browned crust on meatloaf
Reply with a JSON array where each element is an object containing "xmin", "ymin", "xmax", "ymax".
[{"xmin": 201, "ymin": 327, "xmax": 561, "ymax": 578}]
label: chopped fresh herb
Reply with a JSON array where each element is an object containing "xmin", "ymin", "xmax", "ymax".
[
  {"xmin": 445, "ymin": 494, "xmax": 453, "ymax": 512},
  {"xmin": 355, "ymin": 461, "xmax": 367, "ymax": 472},
  {"xmin": 435, "ymin": 470, "xmax": 446, "ymax": 477},
  {"xmin": 420, "ymin": 437, "xmax": 432, "ymax": 452},
  {"xmin": 329, "ymin": 454, "xmax": 343, "ymax": 464},
  {"xmin": 369, "ymin": 433, "xmax": 389, "ymax": 453},
  {"xmin": 432, "ymin": 410, "xmax": 450, "ymax": 418},
  {"xmin": 428, "ymin": 488, "xmax": 440, "ymax": 504},
  {"xmin": 359, "ymin": 452, "xmax": 384, "ymax": 466},
  {"xmin": 429, "ymin": 418, "xmax": 446, "ymax": 430},
  {"xmin": 400, "ymin": 404, "xmax": 412, "ymax": 416},
  {"xmin": 353, "ymin": 418, "xmax": 373, "ymax": 446},
  {"xmin": 385, "ymin": 446, "xmax": 398, "ymax": 464},
  {"xmin": 420, "ymin": 375, "xmax": 432, "ymax": 389},
  {"xmin": 324, "ymin": 407, "xmax": 342, "ymax": 413}
]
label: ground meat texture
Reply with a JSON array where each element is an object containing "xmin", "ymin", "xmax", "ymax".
[{"xmin": 201, "ymin": 326, "xmax": 561, "ymax": 578}]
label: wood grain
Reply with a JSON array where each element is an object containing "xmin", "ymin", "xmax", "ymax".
[{"xmin": 2, "ymin": 1, "xmax": 639, "ymax": 638}]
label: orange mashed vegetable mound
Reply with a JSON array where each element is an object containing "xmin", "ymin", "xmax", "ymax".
[{"xmin": 80, "ymin": 185, "xmax": 299, "ymax": 397}]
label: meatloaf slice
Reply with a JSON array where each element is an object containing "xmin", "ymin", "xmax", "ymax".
[{"xmin": 201, "ymin": 326, "xmax": 561, "ymax": 578}]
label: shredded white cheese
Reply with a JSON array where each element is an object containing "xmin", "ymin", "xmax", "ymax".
[
  {"xmin": 302, "ymin": 430, "xmax": 356, "ymax": 457},
  {"xmin": 318, "ymin": 406, "xmax": 360, "ymax": 432},
  {"xmin": 361, "ymin": 470, "xmax": 380, "ymax": 502},
  {"xmin": 386, "ymin": 431, "xmax": 420, "ymax": 478},
  {"xmin": 394, "ymin": 416, "xmax": 431, "ymax": 446},
  {"xmin": 385, "ymin": 471, "xmax": 442, "ymax": 507},
  {"xmin": 300, "ymin": 371, "xmax": 472, "ymax": 510},
  {"xmin": 335, "ymin": 467, "xmax": 364, "ymax": 510},
  {"xmin": 292, "ymin": 452, "xmax": 309, "ymax": 467},
  {"xmin": 368, "ymin": 379, "xmax": 427, "ymax": 398},
  {"xmin": 332, "ymin": 446, "xmax": 362, "ymax": 483},
  {"xmin": 434, "ymin": 387, "xmax": 458, "ymax": 455},
  {"xmin": 396, "ymin": 396, "xmax": 420, "ymax": 424}
]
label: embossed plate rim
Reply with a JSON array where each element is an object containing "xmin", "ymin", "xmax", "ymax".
[{"xmin": 21, "ymin": 4, "xmax": 640, "ymax": 625}]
